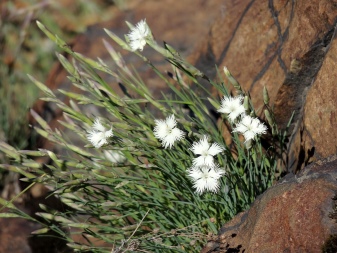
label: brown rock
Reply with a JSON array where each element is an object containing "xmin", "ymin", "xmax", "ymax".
[
  {"xmin": 194, "ymin": 0, "xmax": 337, "ymax": 106},
  {"xmin": 302, "ymin": 32, "xmax": 337, "ymax": 162},
  {"xmin": 201, "ymin": 156, "xmax": 337, "ymax": 253},
  {"xmin": 0, "ymin": 205, "xmax": 69, "ymax": 253},
  {"xmin": 192, "ymin": 0, "xmax": 337, "ymax": 172},
  {"xmin": 0, "ymin": 214, "xmax": 36, "ymax": 253},
  {"xmin": 274, "ymin": 26, "xmax": 336, "ymax": 171}
]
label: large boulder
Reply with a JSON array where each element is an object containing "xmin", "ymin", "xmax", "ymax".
[
  {"xmin": 192, "ymin": 0, "xmax": 337, "ymax": 172},
  {"xmin": 301, "ymin": 35, "xmax": 337, "ymax": 166},
  {"xmin": 201, "ymin": 156, "xmax": 337, "ymax": 253},
  {"xmin": 195, "ymin": 0, "xmax": 337, "ymax": 251}
]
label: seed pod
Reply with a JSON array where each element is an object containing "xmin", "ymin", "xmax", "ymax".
[
  {"xmin": 243, "ymin": 96, "xmax": 250, "ymax": 111},
  {"xmin": 223, "ymin": 67, "xmax": 243, "ymax": 95},
  {"xmin": 264, "ymin": 109, "xmax": 277, "ymax": 136},
  {"xmin": 245, "ymin": 139, "xmax": 252, "ymax": 150},
  {"xmin": 263, "ymin": 86, "xmax": 270, "ymax": 105}
]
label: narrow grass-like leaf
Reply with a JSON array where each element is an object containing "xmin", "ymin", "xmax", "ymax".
[
  {"xmin": 28, "ymin": 74, "xmax": 56, "ymax": 98},
  {"xmin": 0, "ymin": 213, "xmax": 24, "ymax": 218},
  {"xmin": 56, "ymin": 53, "xmax": 80, "ymax": 79},
  {"xmin": 0, "ymin": 142, "xmax": 20, "ymax": 161},
  {"xmin": 30, "ymin": 109, "xmax": 52, "ymax": 131}
]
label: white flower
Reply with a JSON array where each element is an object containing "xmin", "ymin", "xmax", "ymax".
[
  {"xmin": 153, "ymin": 114, "xmax": 185, "ymax": 149},
  {"xmin": 87, "ymin": 118, "xmax": 113, "ymax": 148},
  {"xmin": 218, "ymin": 95, "xmax": 245, "ymax": 122},
  {"xmin": 233, "ymin": 115, "xmax": 267, "ymax": 142},
  {"xmin": 127, "ymin": 19, "xmax": 150, "ymax": 51},
  {"xmin": 190, "ymin": 135, "xmax": 224, "ymax": 167},
  {"xmin": 188, "ymin": 165, "xmax": 225, "ymax": 194},
  {"xmin": 103, "ymin": 150, "xmax": 125, "ymax": 164}
]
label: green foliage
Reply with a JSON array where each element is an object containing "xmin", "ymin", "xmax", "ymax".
[
  {"xmin": 0, "ymin": 20, "xmax": 289, "ymax": 252},
  {"xmin": 0, "ymin": 0, "xmax": 129, "ymax": 198},
  {"xmin": 0, "ymin": 0, "xmax": 123, "ymax": 150}
]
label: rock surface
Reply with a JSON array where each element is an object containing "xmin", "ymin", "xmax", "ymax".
[
  {"xmin": 201, "ymin": 156, "xmax": 337, "ymax": 253},
  {"xmin": 0, "ymin": 213, "xmax": 37, "ymax": 253},
  {"xmin": 191, "ymin": 0, "xmax": 337, "ymax": 172},
  {"xmin": 302, "ymin": 34, "xmax": 337, "ymax": 164}
]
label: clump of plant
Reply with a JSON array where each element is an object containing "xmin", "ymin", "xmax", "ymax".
[{"xmin": 0, "ymin": 20, "xmax": 288, "ymax": 252}]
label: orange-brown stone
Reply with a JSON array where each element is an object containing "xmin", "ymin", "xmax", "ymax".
[{"xmin": 201, "ymin": 156, "xmax": 337, "ymax": 253}]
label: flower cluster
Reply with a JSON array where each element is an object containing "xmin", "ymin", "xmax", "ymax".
[
  {"xmin": 218, "ymin": 94, "xmax": 267, "ymax": 142},
  {"xmin": 188, "ymin": 136, "xmax": 225, "ymax": 194},
  {"xmin": 150, "ymin": 93, "xmax": 267, "ymax": 194},
  {"xmin": 86, "ymin": 98, "xmax": 266, "ymax": 195},
  {"xmin": 85, "ymin": 24, "xmax": 268, "ymax": 196},
  {"xmin": 152, "ymin": 115, "xmax": 225, "ymax": 194}
]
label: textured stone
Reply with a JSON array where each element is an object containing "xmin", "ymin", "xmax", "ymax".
[
  {"xmin": 194, "ymin": 0, "xmax": 337, "ymax": 105},
  {"xmin": 191, "ymin": 0, "xmax": 337, "ymax": 172},
  {"xmin": 302, "ymin": 35, "xmax": 337, "ymax": 162},
  {"xmin": 201, "ymin": 156, "xmax": 337, "ymax": 253},
  {"xmin": 0, "ymin": 204, "xmax": 69, "ymax": 253},
  {"xmin": 0, "ymin": 214, "xmax": 36, "ymax": 253}
]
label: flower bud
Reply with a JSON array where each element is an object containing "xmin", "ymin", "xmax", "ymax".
[
  {"xmin": 223, "ymin": 66, "xmax": 243, "ymax": 94},
  {"xmin": 243, "ymin": 96, "xmax": 250, "ymax": 111},
  {"xmin": 263, "ymin": 86, "xmax": 270, "ymax": 105}
]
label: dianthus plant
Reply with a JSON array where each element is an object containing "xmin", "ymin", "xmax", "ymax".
[{"xmin": 0, "ymin": 20, "xmax": 288, "ymax": 253}]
